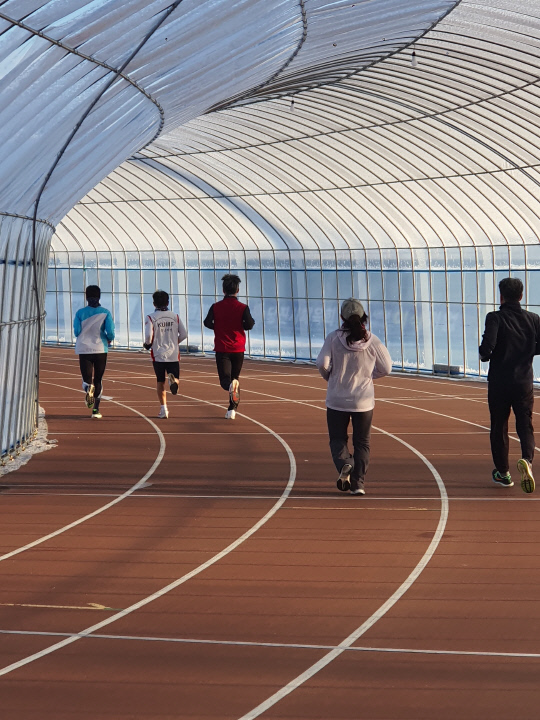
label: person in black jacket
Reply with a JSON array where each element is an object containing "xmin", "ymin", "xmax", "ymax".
[{"xmin": 479, "ymin": 277, "xmax": 540, "ymax": 493}]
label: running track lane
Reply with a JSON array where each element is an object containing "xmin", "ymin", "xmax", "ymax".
[
  {"xmin": 1, "ymin": 352, "xmax": 442, "ymax": 716},
  {"xmin": 2, "ymin": 348, "xmax": 536, "ymax": 717}
]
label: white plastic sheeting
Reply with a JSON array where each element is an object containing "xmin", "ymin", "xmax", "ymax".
[
  {"xmin": 53, "ymin": 0, "xmax": 540, "ymax": 253},
  {"xmin": 2, "ymin": 0, "xmax": 455, "ymax": 455},
  {"xmin": 0, "ymin": 0, "xmax": 302, "ymax": 223},
  {"xmin": 0, "ymin": 0, "xmax": 455, "ymax": 224},
  {"xmin": 47, "ymin": 0, "xmax": 540, "ymax": 387},
  {"xmin": 0, "ymin": 216, "xmax": 51, "ymax": 456}
]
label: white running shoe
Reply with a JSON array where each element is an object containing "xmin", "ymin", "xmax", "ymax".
[
  {"xmin": 168, "ymin": 373, "xmax": 179, "ymax": 395},
  {"xmin": 225, "ymin": 409, "xmax": 236, "ymax": 420},
  {"xmin": 157, "ymin": 407, "xmax": 169, "ymax": 419},
  {"xmin": 229, "ymin": 379, "xmax": 240, "ymax": 408},
  {"xmin": 91, "ymin": 410, "xmax": 102, "ymax": 420},
  {"xmin": 85, "ymin": 383, "xmax": 95, "ymax": 409}
]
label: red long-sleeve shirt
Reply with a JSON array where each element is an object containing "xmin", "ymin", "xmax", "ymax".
[{"xmin": 203, "ymin": 296, "xmax": 255, "ymax": 352}]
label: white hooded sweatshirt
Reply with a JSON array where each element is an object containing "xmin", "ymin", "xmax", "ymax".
[{"xmin": 316, "ymin": 329, "xmax": 392, "ymax": 412}]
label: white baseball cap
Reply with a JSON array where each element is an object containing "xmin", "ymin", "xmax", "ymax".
[{"xmin": 341, "ymin": 298, "xmax": 366, "ymax": 320}]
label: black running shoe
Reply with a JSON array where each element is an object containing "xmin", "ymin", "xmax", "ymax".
[
  {"xmin": 337, "ymin": 463, "xmax": 353, "ymax": 492},
  {"xmin": 168, "ymin": 373, "xmax": 179, "ymax": 395},
  {"xmin": 492, "ymin": 469, "xmax": 513, "ymax": 487},
  {"xmin": 517, "ymin": 459, "xmax": 535, "ymax": 494}
]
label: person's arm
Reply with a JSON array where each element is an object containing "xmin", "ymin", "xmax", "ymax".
[
  {"xmin": 73, "ymin": 311, "xmax": 81, "ymax": 338},
  {"xmin": 479, "ymin": 312, "xmax": 499, "ymax": 362},
  {"xmin": 104, "ymin": 311, "xmax": 115, "ymax": 345},
  {"xmin": 316, "ymin": 335, "xmax": 333, "ymax": 381},
  {"xmin": 535, "ymin": 315, "xmax": 540, "ymax": 356},
  {"xmin": 203, "ymin": 305, "xmax": 214, "ymax": 330},
  {"xmin": 178, "ymin": 316, "xmax": 188, "ymax": 344},
  {"xmin": 242, "ymin": 306, "xmax": 255, "ymax": 331},
  {"xmin": 372, "ymin": 340, "xmax": 392, "ymax": 379},
  {"xmin": 143, "ymin": 315, "xmax": 153, "ymax": 350}
]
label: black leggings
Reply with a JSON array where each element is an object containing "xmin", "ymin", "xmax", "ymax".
[
  {"xmin": 215, "ymin": 352, "xmax": 244, "ymax": 409},
  {"xmin": 79, "ymin": 354, "xmax": 107, "ymax": 410},
  {"xmin": 326, "ymin": 408, "xmax": 374, "ymax": 491}
]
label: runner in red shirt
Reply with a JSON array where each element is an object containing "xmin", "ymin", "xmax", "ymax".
[{"xmin": 203, "ymin": 274, "xmax": 255, "ymax": 419}]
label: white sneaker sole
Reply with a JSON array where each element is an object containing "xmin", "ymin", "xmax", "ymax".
[
  {"xmin": 225, "ymin": 410, "xmax": 236, "ymax": 420},
  {"xmin": 85, "ymin": 384, "xmax": 95, "ymax": 409},
  {"xmin": 518, "ymin": 459, "xmax": 535, "ymax": 494}
]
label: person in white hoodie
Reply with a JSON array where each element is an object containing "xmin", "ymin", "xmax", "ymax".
[
  {"xmin": 316, "ymin": 298, "xmax": 392, "ymax": 495},
  {"xmin": 144, "ymin": 290, "xmax": 188, "ymax": 419}
]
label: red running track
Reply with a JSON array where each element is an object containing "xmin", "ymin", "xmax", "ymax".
[{"xmin": 0, "ymin": 347, "xmax": 539, "ymax": 719}]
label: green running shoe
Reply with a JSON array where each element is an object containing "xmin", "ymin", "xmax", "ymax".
[{"xmin": 492, "ymin": 469, "xmax": 513, "ymax": 487}]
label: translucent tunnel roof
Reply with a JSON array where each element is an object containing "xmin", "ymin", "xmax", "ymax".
[
  {"xmin": 49, "ymin": 0, "xmax": 540, "ymax": 254},
  {"xmin": 0, "ymin": 0, "xmax": 454, "ymax": 226}
]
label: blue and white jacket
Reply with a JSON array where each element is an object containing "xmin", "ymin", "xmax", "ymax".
[{"xmin": 74, "ymin": 306, "xmax": 115, "ymax": 355}]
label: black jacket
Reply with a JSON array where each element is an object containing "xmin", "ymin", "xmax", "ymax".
[{"xmin": 479, "ymin": 302, "xmax": 540, "ymax": 384}]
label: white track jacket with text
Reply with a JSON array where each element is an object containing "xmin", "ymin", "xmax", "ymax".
[{"xmin": 144, "ymin": 310, "xmax": 187, "ymax": 362}]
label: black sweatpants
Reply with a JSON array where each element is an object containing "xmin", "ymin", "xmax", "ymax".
[
  {"xmin": 79, "ymin": 353, "xmax": 107, "ymax": 411},
  {"xmin": 326, "ymin": 408, "xmax": 373, "ymax": 491},
  {"xmin": 488, "ymin": 381, "xmax": 535, "ymax": 474},
  {"xmin": 215, "ymin": 352, "xmax": 244, "ymax": 410}
]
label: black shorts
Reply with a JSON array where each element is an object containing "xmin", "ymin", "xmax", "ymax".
[{"xmin": 152, "ymin": 361, "xmax": 180, "ymax": 383}]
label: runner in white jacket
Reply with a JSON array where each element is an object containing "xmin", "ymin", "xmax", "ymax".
[
  {"xmin": 316, "ymin": 298, "xmax": 392, "ymax": 495},
  {"xmin": 144, "ymin": 290, "xmax": 187, "ymax": 419}
]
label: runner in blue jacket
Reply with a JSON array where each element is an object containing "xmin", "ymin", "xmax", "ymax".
[{"xmin": 73, "ymin": 285, "xmax": 115, "ymax": 419}]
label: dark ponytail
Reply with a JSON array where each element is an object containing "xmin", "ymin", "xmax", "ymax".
[{"xmin": 342, "ymin": 313, "xmax": 368, "ymax": 346}]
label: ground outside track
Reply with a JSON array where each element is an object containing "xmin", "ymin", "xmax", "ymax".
[{"xmin": 0, "ymin": 347, "xmax": 539, "ymax": 719}]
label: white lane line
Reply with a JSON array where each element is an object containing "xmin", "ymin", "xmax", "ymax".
[
  {"xmin": 36, "ymin": 370, "xmax": 447, "ymax": 704},
  {"xmin": 1, "ymin": 629, "xmax": 538, "ymax": 660},
  {"xmin": 0, "ymin": 603, "xmax": 117, "ymax": 612},
  {"xmin": 197, "ymin": 363, "xmax": 473, "ymax": 403},
  {"xmin": 19, "ymin": 431, "xmax": 488, "ymax": 436},
  {"xmin": 378, "ymin": 398, "xmax": 540, "ymax": 453},
  {"xmin": 0, "ymin": 389, "xmax": 297, "ymax": 678},
  {"xmin": 386, "ymin": 373, "xmax": 488, "ymax": 390},
  {"xmin": 235, "ymin": 408, "xmax": 447, "ymax": 718},
  {"xmin": 25, "ymin": 360, "xmax": 487, "ymax": 703},
  {"xmin": 49, "ymin": 432, "xmax": 269, "ymax": 436},
  {"xmin": 237, "ymin": 375, "xmax": 535, "ymax": 450},
  {"xmin": 3, "ymin": 492, "xmax": 534, "ymax": 501},
  {"xmin": 176, "ymin": 378, "xmax": 449, "ymax": 718},
  {"xmin": 383, "ymin": 432, "xmax": 488, "ymax": 435},
  {"xmin": 0, "ymin": 382, "xmax": 166, "ymax": 563},
  {"xmin": 41, "ymin": 357, "xmax": 317, "ymax": 381}
]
